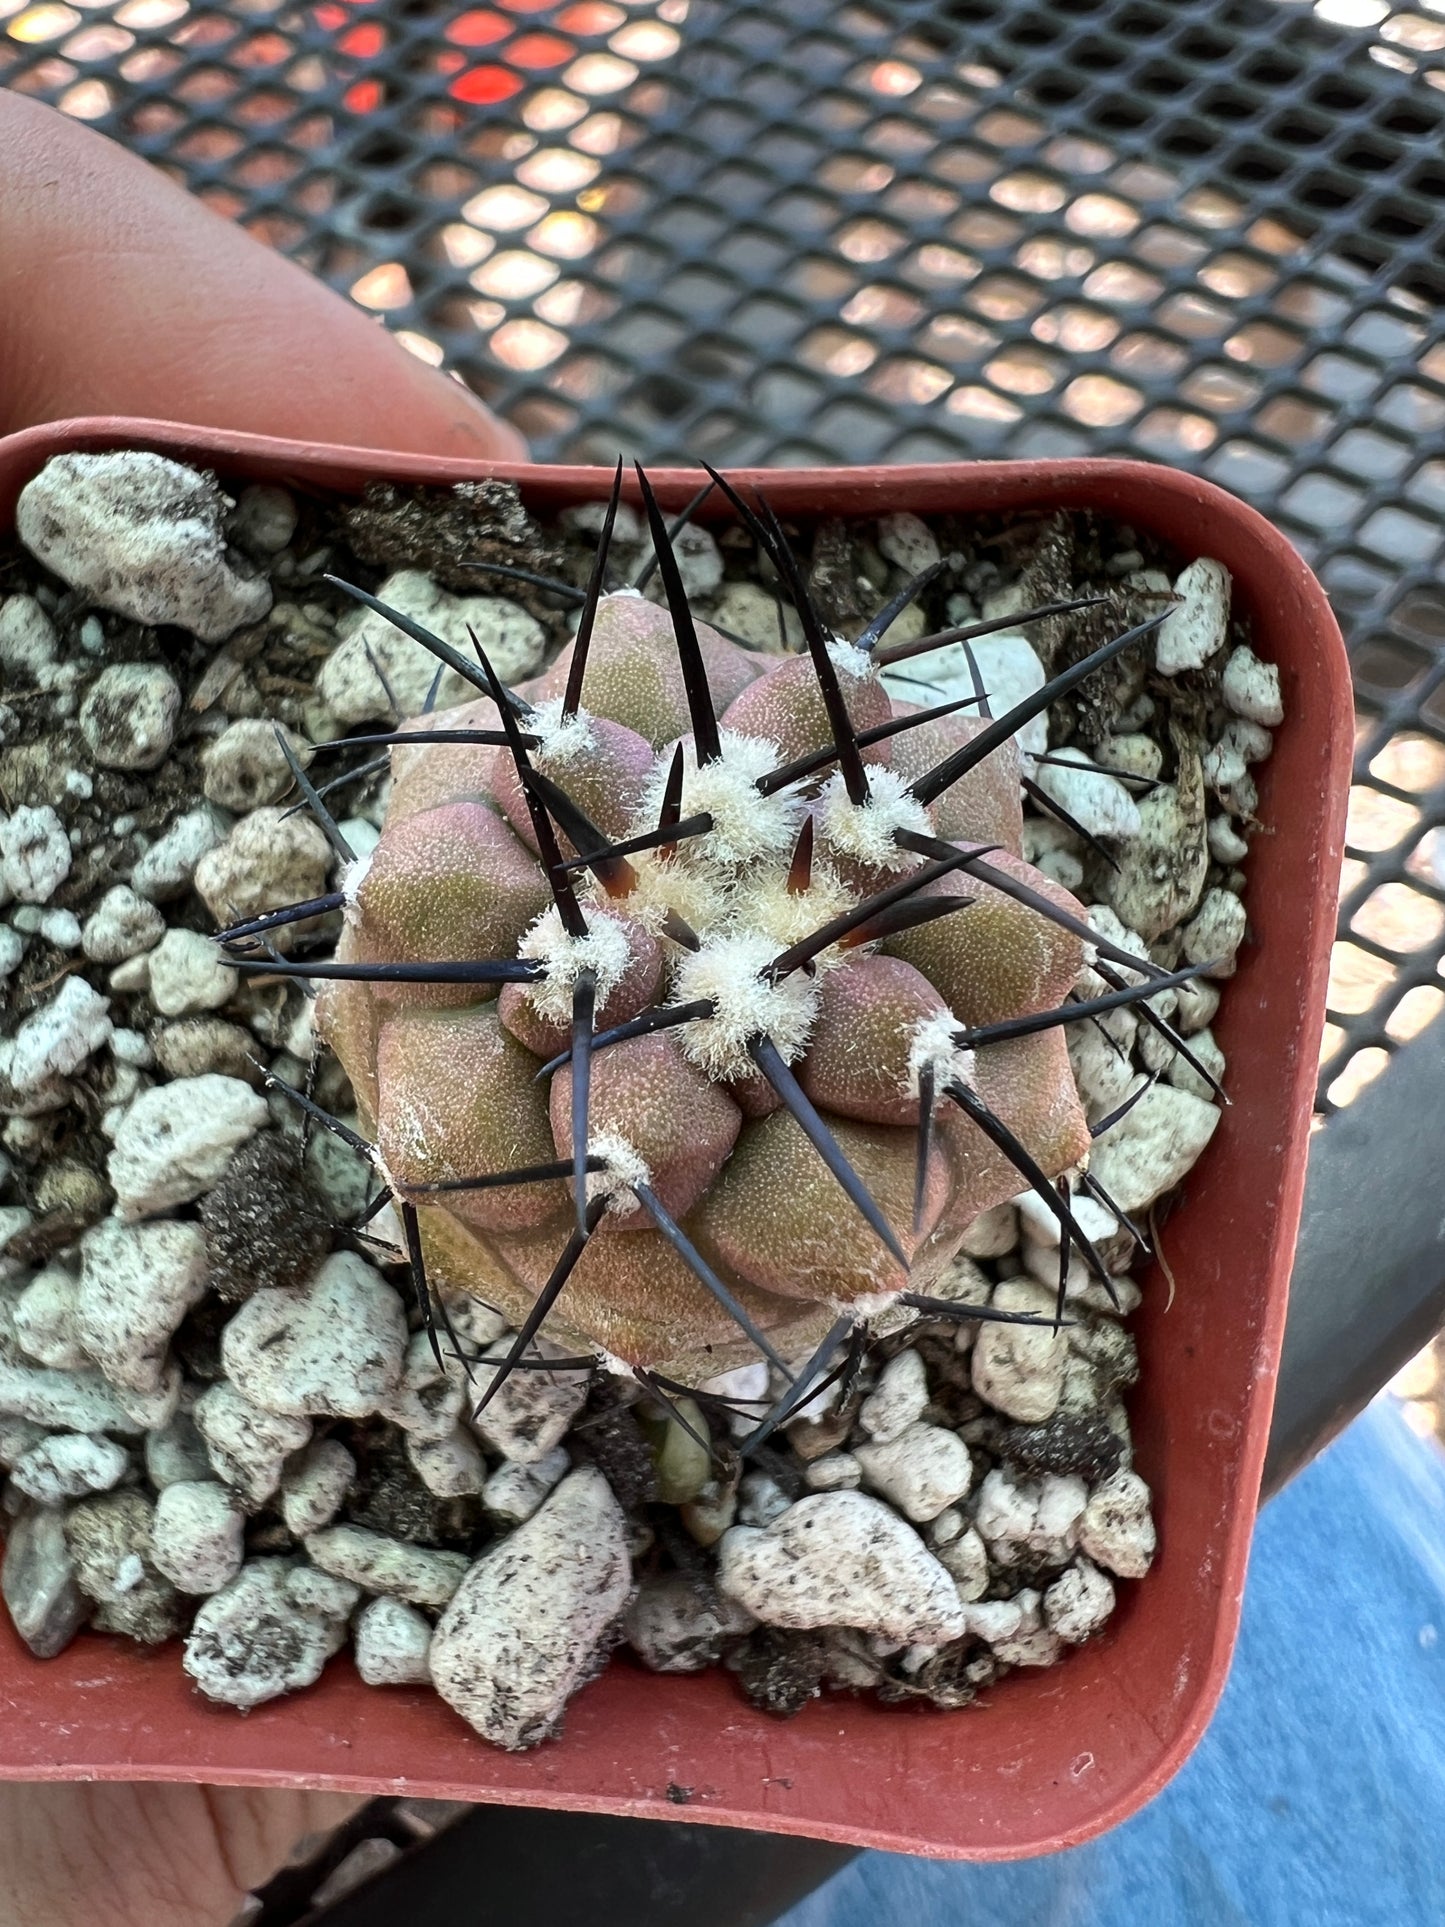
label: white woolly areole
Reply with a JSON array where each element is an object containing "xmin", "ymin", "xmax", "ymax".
[
  {"xmin": 670, "ymin": 930, "xmax": 821, "ymax": 1080},
  {"xmin": 517, "ymin": 906, "xmax": 634, "ymax": 1023},
  {"xmin": 817, "ymin": 765, "xmax": 932, "ymax": 872},
  {"xmin": 623, "ymin": 850, "xmax": 735, "ymax": 942},
  {"xmin": 585, "ymin": 1132, "xmax": 652, "ymax": 1217},
  {"xmin": 637, "ymin": 729, "xmax": 799, "ymax": 869},
  {"xmin": 826, "ymin": 636, "xmax": 875, "ymax": 683},
  {"xmin": 907, "ymin": 1009, "xmax": 976, "ymax": 1099},
  {"xmin": 340, "ymin": 848, "xmax": 374, "ymax": 904},
  {"xmin": 526, "ymin": 695, "xmax": 596, "ymax": 768},
  {"xmin": 744, "ymin": 866, "xmax": 853, "ymax": 950}
]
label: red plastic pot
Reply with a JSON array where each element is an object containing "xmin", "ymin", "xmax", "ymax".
[{"xmin": 0, "ymin": 418, "xmax": 1352, "ymax": 1859}]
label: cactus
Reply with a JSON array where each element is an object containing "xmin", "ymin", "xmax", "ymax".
[{"xmin": 220, "ymin": 467, "xmax": 1197, "ymax": 1438}]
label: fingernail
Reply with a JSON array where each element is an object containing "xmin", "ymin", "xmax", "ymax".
[{"xmin": 417, "ymin": 362, "xmax": 529, "ymax": 460}]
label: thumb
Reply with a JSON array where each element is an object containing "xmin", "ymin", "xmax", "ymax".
[{"xmin": 0, "ymin": 93, "xmax": 526, "ymax": 459}]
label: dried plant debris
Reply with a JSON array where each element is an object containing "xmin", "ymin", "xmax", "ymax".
[{"xmin": 0, "ymin": 450, "xmax": 1275, "ymax": 1745}]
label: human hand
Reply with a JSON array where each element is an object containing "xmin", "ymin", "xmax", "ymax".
[
  {"xmin": 0, "ymin": 88, "xmax": 526, "ymax": 1923},
  {"xmin": 0, "ymin": 88, "xmax": 525, "ymax": 457},
  {"xmin": 0, "ymin": 1781, "xmax": 364, "ymax": 1927}
]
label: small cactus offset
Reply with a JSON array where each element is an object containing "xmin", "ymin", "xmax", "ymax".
[{"xmin": 221, "ymin": 467, "xmax": 1187, "ymax": 1434}]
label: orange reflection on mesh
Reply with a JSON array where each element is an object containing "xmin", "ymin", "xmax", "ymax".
[
  {"xmin": 446, "ymin": 11, "xmax": 509, "ymax": 48},
  {"xmin": 450, "ymin": 63, "xmax": 523, "ymax": 104}
]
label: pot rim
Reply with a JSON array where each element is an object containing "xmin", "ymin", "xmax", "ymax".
[{"xmin": 0, "ymin": 417, "xmax": 1353, "ymax": 1859}]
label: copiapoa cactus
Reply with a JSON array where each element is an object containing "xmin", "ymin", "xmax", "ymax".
[{"xmin": 218, "ymin": 467, "xmax": 1211, "ymax": 1444}]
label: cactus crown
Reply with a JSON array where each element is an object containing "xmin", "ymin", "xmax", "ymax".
[{"xmin": 219, "ymin": 467, "xmax": 1192, "ymax": 1446}]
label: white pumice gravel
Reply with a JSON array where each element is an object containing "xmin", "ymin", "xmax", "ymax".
[
  {"xmin": 857, "ymin": 1347, "xmax": 929, "ymax": 1444},
  {"xmin": 1, "ymin": 1507, "xmax": 90, "ymax": 1657},
  {"xmin": 193, "ymin": 807, "xmax": 331, "ymax": 931},
  {"xmin": 144, "ymin": 1406, "xmax": 213, "ymax": 1490},
  {"xmin": 709, "ymin": 580, "xmax": 803, "ymax": 650},
  {"xmin": 78, "ymin": 663, "xmax": 181, "ymax": 771},
  {"xmin": 968, "ymin": 1587, "xmax": 1062, "ymax": 1668},
  {"xmin": 625, "ymin": 1571, "xmax": 755, "ymax": 1674},
  {"xmin": 1033, "ymin": 747, "xmax": 1143, "ymax": 842},
  {"xmin": 735, "ymin": 1471, "xmax": 791, "ymax": 1529},
  {"xmin": 144, "ymin": 928, "xmax": 239, "ymax": 1016},
  {"xmin": 1103, "ymin": 778, "xmax": 1210, "ymax": 943},
  {"xmin": 10, "ymin": 1433, "xmax": 130, "ymax": 1506},
  {"xmin": 718, "ymin": 1492, "xmax": 967, "ymax": 1645},
  {"xmin": 959, "ymin": 1201, "xmax": 1018, "ymax": 1259},
  {"xmin": 1207, "ymin": 815, "xmax": 1250, "ymax": 865},
  {"xmin": 972, "ymin": 1465, "xmax": 1041, "ymax": 1565},
  {"xmin": 38, "ymin": 907, "xmax": 81, "ymax": 949},
  {"xmin": 318, "ymin": 569, "xmax": 544, "ymax": 724},
  {"xmin": 14, "ymin": 1264, "xmax": 90, "ymax": 1370},
  {"xmin": 469, "ymin": 1351, "xmax": 589, "ymax": 1465},
  {"xmin": 429, "ymin": 1467, "xmax": 631, "ymax": 1750},
  {"xmin": 230, "ymin": 483, "xmax": 298, "ymax": 556},
  {"xmin": 279, "ymin": 1438, "xmax": 357, "ymax": 1538},
  {"xmin": 1077, "ymin": 1469, "xmax": 1158, "ymax": 1579},
  {"xmin": 220, "ymin": 1251, "xmax": 408, "ymax": 1420},
  {"xmin": 893, "ymin": 628, "xmax": 1048, "ymax": 757},
  {"xmin": 184, "ymin": 1559, "xmax": 346, "ymax": 1707},
  {"xmin": 1182, "ymin": 885, "xmax": 1249, "ymax": 977},
  {"xmin": 1088, "ymin": 1082, "xmax": 1222, "ymax": 1215},
  {"xmin": 406, "ymin": 1425, "xmax": 489, "ymax": 1499},
  {"xmin": 284, "ymin": 1567, "xmax": 362, "ymax": 1622},
  {"xmin": 77, "ymin": 1218, "xmax": 209, "ymax": 1395},
  {"xmin": 1221, "ymin": 644, "xmax": 1284, "ymax": 726},
  {"xmin": 17, "ymin": 452, "xmax": 271, "ymax": 642},
  {"xmin": 971, "ymin": 1279, "xmax": 1069, "ymax": 1422},
  {"xmin": 931, "ymin": 1520, "xmax": 990, "ymax": 1600},
  {"xmin": 876, "ymin": 511, "xmax": 942, "ymax": 576},
  {"xmin": 107, "ymin": 1073, "xmax": 268, "ymax": 1218},
  {"xmin": 150, "ymin": 1481, "xmax": 246, "ymax": 1594},
  {"xmin": 481, "ymin": 1447, "xmax": 570, "ymax": 1526},
  {"xmin": 7, "ymin": 976, "xmax": 112, "ymax": 1094},
  {"xmin": 1, "ymin": 805, "xmax": 71, "ymax": 904},
  {"xmin": 0, "ymin": 594, "xmax": 59, "ymax": 682},
  {"xmin": 1044, "ymin": 1558, "xmax": 1117, "ymax": 1643},
  {"xmin": 192, "ymin": 1380, "xmax": 313, "ymax": 1506},
  {"xmin": 1015, "ymin": 1185, "xmax": 1117, "ymax": 1251},
  {"xmin": 378, "ymin": 1330, "xmax": 468, "ymax": 1441},
  {"xmin": 130, "ymin": 806, "xmax": 227, "ymax": 902},
  {"xmin": 0, "ymin": 1360, "xmax": 148, "ymax": 1435},
  {"xmin": 803, "ymin": 1452, "xmax": 863, "ymax": 1492},
  {"xmin": 114, "ymin": 1361, "xmax": 184, "ymax": 1433},
  {"xmin": 853, "ymin": 1423, "xmax": 973, "ymax": 1522},
  {"xmin": 303, "ymin": 1525, "xmax": 470, "ymax": 1608},
  {"xmin": 81, "ymin": 885, "xmax": 166, "ymax": 963},
  {"xmin": 1154, "ymin": 557, "xmax": 1230, "ymax": 674},
  {"xmin": 201, "ymin": 719, "xmax": 313, "ymax": 812},
  {"xmin": 353, "ymin": 1597, "xmax": 433, "ymax": 1686}
]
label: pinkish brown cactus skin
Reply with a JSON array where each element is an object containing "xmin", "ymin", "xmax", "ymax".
[{"xmin": 316, "ymin": 578, "xmax": 1093, "ymax": 1386}]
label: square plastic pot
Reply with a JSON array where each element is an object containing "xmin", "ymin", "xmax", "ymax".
[{"xmin": 0, "ymin": 418, "xmax": 1353, "ymax": 1859}]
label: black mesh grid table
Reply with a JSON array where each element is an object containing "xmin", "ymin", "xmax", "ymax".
[
  {"xmin": 6, "ymin": 0, "xmax": 1445, "ymax": 1113},
  {"xmin": 6, "ymin": 1, "xmax": 1445, "ymax": 1917}
]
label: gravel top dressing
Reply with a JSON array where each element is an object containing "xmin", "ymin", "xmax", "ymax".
[{"xmin": 0, "ymin": 453, "xmax": 1277, "ymax": 1747}]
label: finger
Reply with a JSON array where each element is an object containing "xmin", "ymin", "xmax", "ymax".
[
  {"xmin": 0, "ymin": 94, "xmax": 526, "ymax": 459},
  {"xmin": 0, "ymin": 1781, "xmax": 365, "ymax": 1927}
]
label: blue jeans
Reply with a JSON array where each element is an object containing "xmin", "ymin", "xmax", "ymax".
[{"xmin": 776, "ymin": 1398, "xmax": 1445, "ymax": 1927}]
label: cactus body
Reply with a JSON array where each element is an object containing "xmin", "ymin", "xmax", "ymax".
[{"xmin": 315, "ymin": 571, "xmax": 1092, "ymax": 1386}]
